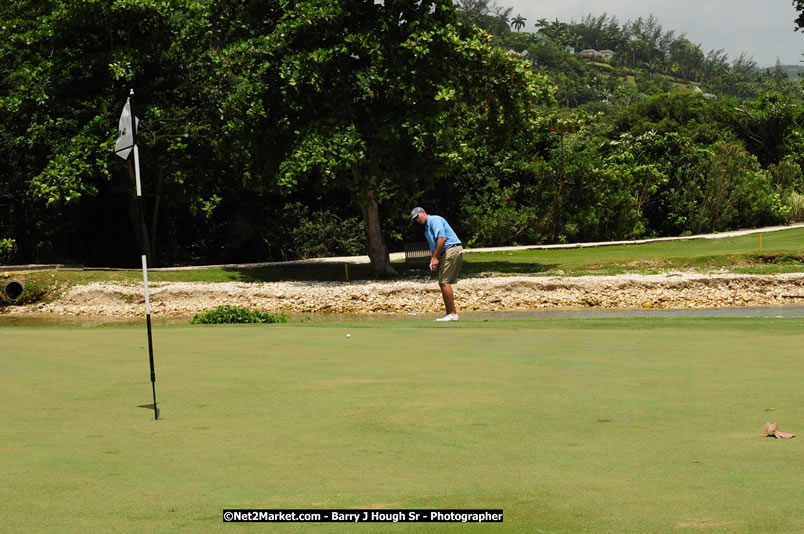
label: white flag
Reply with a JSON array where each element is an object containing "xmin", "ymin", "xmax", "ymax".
[{"xmin": 114, "ymin": 97, "xmax": 139, "ymax": 160}]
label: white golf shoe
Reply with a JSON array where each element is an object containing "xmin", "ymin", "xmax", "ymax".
[{"xmin": 434, "ymin": 314, "xmax": 459, "ymax": 322}]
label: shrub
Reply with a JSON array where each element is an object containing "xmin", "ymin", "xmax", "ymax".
[
  {"xmin": 191, "ymin": 305, "xmax": 287, "ymax": 324},
  {"xmin": 462, "ymin": 195, "xmax": 536, "ymax": 247},
  {"xmin": 660, "ymin": 142, "xmax": 787, "ymax": 234},
  {"xmin": 291, "ymin": 208, "xmax": 366, "ymax": 259},
  {"xmin": 768, "ymin": 157, "xmax": 804, "ymax": 192},
  {"xmin": 786, "ymin": 191, "xmax": 804, "ymax": 222}
]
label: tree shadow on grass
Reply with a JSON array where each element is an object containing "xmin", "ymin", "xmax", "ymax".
[
  {"xmin": 220, "ymin": 259, "xmax": 557, "ymax": 282},
  {"xmin": 461, "ymin": 260, "xmax": 558, "ymax": 276},
  {"xmin": 221, "ymin": 262, "xmax": 378, "ymax": 283}
]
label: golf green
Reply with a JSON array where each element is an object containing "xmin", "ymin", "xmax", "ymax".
[{"xmin": 2, "ymin": 318, "xmax": 803, "ymax": 532}]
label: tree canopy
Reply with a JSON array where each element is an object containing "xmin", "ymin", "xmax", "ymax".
[
  {"xmin": 1, "ymin": 1, "xmax": 803, "ymax": 271},
  {"xmin": 195, "ymin": 0, "xmax": 554, "ymax": 276},
  {"xmin": 795, "ymin": 0, "xmax": 804, "ymax": 31}
]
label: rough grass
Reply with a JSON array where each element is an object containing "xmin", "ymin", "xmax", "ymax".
[{"xmin": 3, "ymin": 318, "xmax": 804, "ymax": 532}]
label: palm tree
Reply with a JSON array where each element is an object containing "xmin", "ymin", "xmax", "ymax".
[
  {"xmin": 644, "ymin": 58, "xmax": 662, "ymax": 78},
  {"xmin": 512, "ymin": 14, "xmax": 526, "ymax": 32}
]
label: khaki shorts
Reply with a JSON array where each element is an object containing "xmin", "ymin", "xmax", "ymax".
[{"xmin": 438, "ymin": 245, "xmax": 463, "ymax": 285}]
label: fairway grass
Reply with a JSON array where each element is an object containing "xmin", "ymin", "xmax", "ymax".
[{"xmin": 3, "ymin": 319, "xmax": 804, "ymax": 532}]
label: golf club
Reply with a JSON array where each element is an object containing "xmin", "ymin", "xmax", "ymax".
[{"xmin": 408, "ymin": 271, "xmax": 432, "ymax": 315}]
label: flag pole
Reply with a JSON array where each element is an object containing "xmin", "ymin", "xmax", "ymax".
[{"xmin": 129, "ymin": 89, "xmax": 159, "ymax": 421}]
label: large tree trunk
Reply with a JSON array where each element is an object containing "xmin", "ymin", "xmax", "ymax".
[{"xmin": 353, "ymin": 166, "xmax": 397, "ymax": 278}]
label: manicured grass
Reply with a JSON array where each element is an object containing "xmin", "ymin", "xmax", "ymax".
[{"xmin": 3, "ymin": 318, "xmax": 804, "ymax": 532}]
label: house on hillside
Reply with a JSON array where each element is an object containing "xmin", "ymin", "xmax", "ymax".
[
  {"xmin": 578, "ymin": 49, "xmax": 615, "ymax": 59},
  {"xmin": 507, "ymin": 49, "xmax": 528, "ymax": 59},
  {"xmin": 694, "ymin": 86, "xmax": 718, "ymax": 100}
]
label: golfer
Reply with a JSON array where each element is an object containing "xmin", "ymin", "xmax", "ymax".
[{"xmin": 410, "ymin": 207, "xmax": 463, "ymax": 321}]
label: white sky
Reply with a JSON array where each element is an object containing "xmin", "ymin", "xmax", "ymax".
[{"xmin": 499, "ymin": 0, "xmax": 804, "ymax": 68}]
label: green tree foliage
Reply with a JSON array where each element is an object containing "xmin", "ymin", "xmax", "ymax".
[
  {"xmin": 732, "ymin": 91, "xmax": 802, "ymax": 166},
  {"xmin": 456, "ymin": 0, "xmax": 513, "ymax": 36},
  {"xmin": 576, "ymin": 13, "xmax": 626, "ymax": 52},
  {"xmin": 212, "ymin": 0, "xmax": 554, "ymax": 276},
  {"xmin": 619, "ymin": 15, "xmax": 675, "ymax": 68},
  {"xmin": 607, "ymin": 133, "xmax": 786, "ymax": 234},
  {"xmin": 0, "ymin": 0, "xmax": 221, "ymax": 265},
  {"xmin": 795, "ymin": 0, "xmax": 804, "ymax": 31},
  {"xmin": 282, "ymin": 203, "xmax": 367, "ymax": 259},
  {"xmin": 1, "ymin": 2, "xmax": 803, "ymax": 268},
  {"xmin": 0, "ymin": 238, "xmax": 16, "ymax": 264},
  {"xmin": 511, "ymin": 15, "xmax": 526, "ymax": 32},
  {"xmin": 669, "ymin": 38, "xmax": 704, "ymax": 80},
  {"xmin": 666, "ymin": 142, "xmax": 787, "ymax": 233}
]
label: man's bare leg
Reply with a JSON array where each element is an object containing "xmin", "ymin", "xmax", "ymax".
[{"xmin": 440, "ymin": 282, "xmax": 457, "ymax": 316}]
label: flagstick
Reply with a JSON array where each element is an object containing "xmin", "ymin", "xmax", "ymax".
[
  {"xmin": 131, "ymin": 92, "xmax": 159, "ymax": 421},
  {"xmin": 140, "ymin": 253, "xmax": 158, "ymax": 420}
]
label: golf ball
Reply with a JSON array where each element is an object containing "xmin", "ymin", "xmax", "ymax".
[{"xmin": 346, "ymin": 333, "xmax": 351, "ymax": 338}]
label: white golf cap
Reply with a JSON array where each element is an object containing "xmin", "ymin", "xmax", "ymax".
[{"xmin": 410, "ymin": 207, "xmax": 424, "ymax": 220}]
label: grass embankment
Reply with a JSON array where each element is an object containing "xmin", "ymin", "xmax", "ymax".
[
  {"xmin": 3, "ymin": 318, "xmax": 804, "ymax": 532},
  {"xmin": 464, "ymin": 228, "xmax": 804, "ymax": 277},
  {"xmin": 2, "ymin": 228, "xmax": 803, "ymax": 306}
]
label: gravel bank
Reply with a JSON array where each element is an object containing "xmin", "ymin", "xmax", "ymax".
[{"xmin": 5, "ymin": 272, "xmax": 804, "ymax": 317}]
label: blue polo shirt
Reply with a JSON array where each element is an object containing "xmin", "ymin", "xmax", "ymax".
[{"xmin": 424, "ymin": 215, "xmax": 461, "ymax": 253}]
